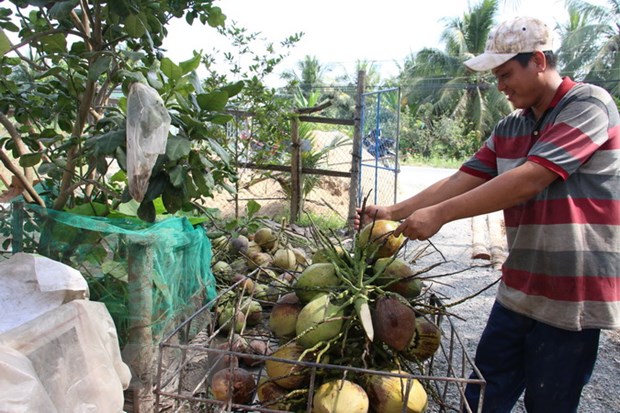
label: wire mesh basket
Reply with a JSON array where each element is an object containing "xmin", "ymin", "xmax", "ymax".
[{"xmin": 155, "ymin": 278, "xmax": 485, "ymax": 413}]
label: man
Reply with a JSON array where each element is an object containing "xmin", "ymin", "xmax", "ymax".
[{"xmin": 355, "ymin": 16, "xmax": 619, "ymax": 412}]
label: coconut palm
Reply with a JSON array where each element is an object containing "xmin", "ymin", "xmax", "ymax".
[
  {"xmin": 398, "ymin": 0, "xmax": 512, "ymax": 139},
  {"xmin": 560, "ymin": 0, "xmax": 620, "ymax": 96},
  {"xmin": 280, "ymin": 55, "xmax": 331, "ymax": 98}
]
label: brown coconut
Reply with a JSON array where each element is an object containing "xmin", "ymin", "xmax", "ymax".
[
  {"xmin": 372, "ymin": 295, "xmax": 416, "ymax": 351},
  {"xmin": 265, "ymin": 342, "xmax": 310, "ymax": 389},
  {"xmin": 210, "ymin": 367, "xmax": 256, "ymax": 404},
  {"xmin": 269, "ymin": 292, "xmax": 303, "ymax": 338},
  {"xmin": 403, "ymin": 317, "xmax": 442, "ymax": 362}
]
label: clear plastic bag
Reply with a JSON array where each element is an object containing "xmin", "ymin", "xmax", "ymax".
[{"xmin": 126, "ymin": 82, "xmax": 171, "ymax": 202}]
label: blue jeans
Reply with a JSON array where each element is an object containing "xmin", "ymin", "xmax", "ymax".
[{"xmin": 464, "ymin": 301, "xmax": 600, "ymax": 413}]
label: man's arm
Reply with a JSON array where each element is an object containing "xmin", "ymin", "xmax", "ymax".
[
  {"xmin": 386, "ymin": 170, "xmax": 487, "ymax": 221},
  {"xmin": 395, "ymin": 161, "xmax": 559, "ymax": 240}
]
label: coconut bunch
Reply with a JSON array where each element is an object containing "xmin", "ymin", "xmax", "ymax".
[
  {"xmin": 252, "ymin": 218, "xmax": 444, "ymax": 412},
  {"xmin": 205, "ymin": 218, "xmax": 444, "ymax": 412}
]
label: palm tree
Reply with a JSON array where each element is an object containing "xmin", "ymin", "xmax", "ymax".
[
  {"xmin": 280, "ymin": 55, "xmax": 331, "ymax": 98},
  {"xmin": 399, "ymin": 0, "xmax": 513, "ymax": 139},
  {"xmin": 560, "ymin": 0, "xmax": 620, "ymax": 96}
]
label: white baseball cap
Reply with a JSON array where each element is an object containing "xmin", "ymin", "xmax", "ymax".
[{"xmin": 464, "ymin": 17, "xmax": 554, "ymax": 72}]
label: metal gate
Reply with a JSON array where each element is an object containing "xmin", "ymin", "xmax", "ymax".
[{"xmin": 358, "ymin": 87, "xmax": 401, "ymax": 207}]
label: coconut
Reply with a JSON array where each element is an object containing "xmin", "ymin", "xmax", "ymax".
[
  {"xmin": 373, "ymin": 257, "xmax": 423, "ymax": 299},
  {"xmin": 269, "ymin": 292, "xmax": 303, "ymax": 338},
  {"xmin": 313, "ymin": 379, "xmax": 369, "ymax": 413},
  {"xmin": 372, "ymin": 295, "xmax": 416, "ymax": 351},
  {"xmin": 254, "ymin": 227, "xmax": 278, "ymax": 251},
  {"xmin": 218, "ymin": 306, "xmax": 246, "ymax": 333},
  {"xmin": 229, "ymin": 257, "xmax": 248, "ymax": 273},
  {"xmin": 294, "ymin": 262, "xmax": 341, "ymax": 303},
  {"xmin": 212, "ymin": 260, "xmax": 232, "ymax": 280},
  {"xmin": 312, "ymin": 245, "xmax": 348, "ymax": 264},
  {"xmin": 265, "ymin": 342, "xmax": 310, "ymax": 389},
  {"xmin": 211, "ymin": 235, "xmax": 230, "ymax": 251},
  {"xmin": 403, "ymin": 317, "xmax": 442, "ymax": 362},
  {"xmin": 291, "ymin": 247, "xmax": 309, "ymax": 265},
  {"xmin": 210, "ymin": 367, "xmax": 256, "ymax": 404},
  {"xmin": 241, "ymin": 298, "xmax": 263, "ymax": 326},
  {"xmin": 247, "ymin": 240, "xmax": 262, "ymax": 255},
  {"xmin": 240, "ymin": 339, "xmax": 271, "ymax": 367},
  {"xmin": 229, "ymin": 235, "xmax": 249, "ymax": 256},
  {"xmin": 247, "ymin": 251, "xmax": 273, "ymax": 269},
  {"xmin": 358, "ymin": 220, "xmax": 405, "ymax": 259},
  {"xmin": 257, "ymin": 378, "xmax": 292, "ymax": 410},
  {"xmin": 231, "ymin": 273, "xmax": 255, "ymax": 294},
  {"xmin": 365, "ymin": 371, "xmax": 428, "ymax": 413},
  {"xmin": 295, "ymin": 294, "xmax": 344, "ymax": 349},
  {"xmin": 273, "ymin": 248, "xmax": 297, "ymax": 271}
]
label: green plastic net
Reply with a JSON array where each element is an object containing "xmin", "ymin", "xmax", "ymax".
[{"xmin": 3, "ymin": 202, "xmax": 216, "ymax": 346}]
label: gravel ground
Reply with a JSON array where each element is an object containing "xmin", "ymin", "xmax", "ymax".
[{"xmin": 397, "ymin": 166, "xmax": 620, "ymax": 413}]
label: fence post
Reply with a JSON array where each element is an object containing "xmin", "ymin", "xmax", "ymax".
[
  {"xmin": 348, "ymin": 70, "xmax": 365, "ymax": 229},
  {"xmin": 290, "ymin": 116, "xmax": 302, "ymax": 223},
  {"xmin": 123, "ymin": 240, "xmax": 155, "ymax": 413}
]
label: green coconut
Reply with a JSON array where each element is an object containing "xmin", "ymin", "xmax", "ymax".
[
  {"xmin": 294, "ymin": 262, "xmax": 341, "ymax": 303},
  {"xmin": 358, "ymin": 220, "xmax": 405, "ymax": 259},
  {"xmin": 295, "ymin": 294, "xmax": 344, "ymax": 349},
  {"xmin": 373, "ymin": 257, "xmax": 423, "ymax": 299}
]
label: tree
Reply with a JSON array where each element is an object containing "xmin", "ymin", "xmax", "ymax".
[
  {"xmin": 398, "ymin": 0, "xmax": 512, "ymax": 145},
  {"xmin": 0, "ymin": 1, "xmax": 246, "ymax": 222},
  {"xmin": 560, "ymin": 0, "xmax": 620, "ymax": 96},
  {"xmin": 280, "ymin": 55, "xmax": 331, "ymax": 98}
]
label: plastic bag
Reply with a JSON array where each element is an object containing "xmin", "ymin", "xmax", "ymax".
[{"xmin": 126, "ymin": 82, "xmax": 171, "ymax": 202}]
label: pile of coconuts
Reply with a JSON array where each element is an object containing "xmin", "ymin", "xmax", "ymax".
[{"xmin": 205, "ymin": 219, "xmax": 445, "ymax": 412}]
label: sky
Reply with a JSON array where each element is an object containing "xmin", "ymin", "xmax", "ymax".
[{"xmin": 161, "ymin": 0, "xmax": 575, "ymax": 87}]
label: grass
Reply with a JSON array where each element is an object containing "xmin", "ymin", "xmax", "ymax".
[{"xmin": 400, "ymin": 154, "xmax": 467, "ymax": 169}]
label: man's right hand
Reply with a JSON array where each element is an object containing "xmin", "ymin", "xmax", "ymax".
[{"xmin": 353, "ymin": 204, "xmax": 391, "ymax": 230}]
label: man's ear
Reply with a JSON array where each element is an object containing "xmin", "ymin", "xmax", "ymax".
[{"xmin": 531, "ymin": 50, "xmax": 547, "ymax": 72}]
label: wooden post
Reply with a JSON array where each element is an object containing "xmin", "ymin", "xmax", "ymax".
[
  {"xmin": 348, "ymin": 70, "xmax": 365, "ymax": 229},
  {"xmin": 471, "ymin": 215, "xmax": 491, "ymax": 260},
  {"xmin": 290, "ymin": 116, "xmax": 302, "ymax": 223},
  {"xmin": 11, "ymin": 201, "xmax": 23, "ymax": 253},
  {"xmin": 122, "ymin": 241, "xmax": 155, "ymax": 413}
]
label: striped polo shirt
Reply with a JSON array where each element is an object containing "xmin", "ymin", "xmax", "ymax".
[{"xmin": 461, "ymin": 77, "xmax": 620, "ymax": 331}]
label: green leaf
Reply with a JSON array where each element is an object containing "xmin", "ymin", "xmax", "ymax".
[
  {"xmin": 124, "ymin": 14, "xmax": 146, "ymax": 38},
  {"xmin": 207, "ymin": 137, "xmax": 230, "ymax": 163},
  {"xmin": 39, "ymin": 33, "xmax": 67, "ymax": 53},
  {"xmin": 166, "ymin": 136, "xmax": 191, "ymax": 161},
  {"xmin": 246, "ymin": 199, "xmax": 261, "ymax": 217},
  {"xmin": 162, "ymin": 184, "xmax": 183, "ymax": 214},
  {"xmin": 117, "ymin": 199, "xmax": 139, "ymax": 216},
  {"xmin": 168, "ymin": 165, "xmax": 184, "ymax": 187},
  {"xmin": 196, "ymin": 91, "xmax": 228, "ymax": 111},
  {"xmin": 110, "ymin": 169, "xmax": 127, "ymax": 183},
  {"xmin": 179, "ymin": 54, "xmax": 202, "ymax": 75},
  {"xmin": 0, "ymin": 29, "xmax": 12, "ymax": 58},
  {"xmin": 192, "ymin": 169, "xmax": 210, "ymax": 195},
  {"xmin": 65, "ymin": 202, "xmax": 108, "ymax": 217},
  {"xmin": 137, "ymin": 200, "xmax": 155, "ymax": 222},
  {"xmin": 161, "ymin": 58, "xmax": 182, "ymax": 81},
  {"xmin": 208, "ymin": 114, "xmax": 233, "ymax": 125},
  {"xmin": 89, "ymin": 129, "xmax": 126, "ymax": 156},
  {"xmin": 206, "ymin": 6, "xmax": 226, "ymax": 28},
  {"xmin": 48, "ymin": 1, "xmax": 80, "ymax": 19},
  {"xmin": 221, "ymin": 81, "xmax": 244, "ymax": 98},
  {"xmin": 19, "ymin": 152, "xmax": 41, "ymax": 167},
  {"xmin": 88, "ymin": 54, "xmax": 112, "ymax": 81},
  {"xmin": 142, "ymin": 173, "xmax": 166, "ymax": 203},
  {"xmin": 101, "ymin": 260, "xmax": 128, "ymax": 282}
]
